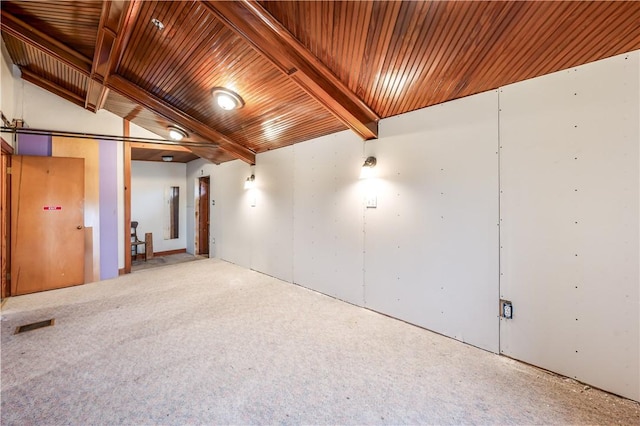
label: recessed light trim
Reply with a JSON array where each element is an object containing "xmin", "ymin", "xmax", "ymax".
[
  {"xmin": 162, "ymin": 155, "xmax": 173, "ymax": 162},
  {"xmin": 151, "ymin": 18, "xmax": 165, "ymax": 30},
  {"xmin": 167, "ymin": 125, "xmax": 187, "ymax": 141},
  {"xmin": 212, "ymin": 87, "xmax": 244, "ymax": 111}
]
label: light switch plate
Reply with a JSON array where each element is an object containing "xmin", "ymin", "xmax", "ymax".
[{"xmin": 366, "ymin": 196, "xmax": 377, "ymax": 208}]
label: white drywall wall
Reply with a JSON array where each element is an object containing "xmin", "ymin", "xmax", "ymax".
[
  {"xmin": 21, "ymin": 81, "xmax": 122, "ymax": 136},
  {"xmin": 129, "ymin": 121, "xmax": 163, "ymax": 140},
  {"xmin": 292, "ymin": 131, "xmax": 365, "ymax": 304},
  {"xmin": 212, "ymin": 159, "xmax": 253, "ymax": 268},
  {"xmin": 364, "ymin": 91, "xmax": 500, "ymax": 352},
  {"xmin": 175, "ymin": 49, "xmax": 640, "ymax": 402},
  {"xmin": 0, "ymin": 39, "xmax": 20, "ymax": 146},
  {"xmin": 252, "ymin": 147, "xmax": 294, "ymax": 282},
  {"xmin": 499, "ymin": 51, "xmax": 640, "ymax": 401},
  {"xmin": 131, "ymin": 161, "xmax": 187, "ymax": 253}
]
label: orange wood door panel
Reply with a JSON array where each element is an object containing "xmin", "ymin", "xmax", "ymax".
[
  {"xmin": 11, "ymin": 155, "xmax": 85, "ymax": 295},
  {"xmin": 52, "ymin": 136, "xmax": 100, "ymax": 282}
]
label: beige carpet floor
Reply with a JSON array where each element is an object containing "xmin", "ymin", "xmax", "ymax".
[
  {"xmin": 131, "ymin": 252, "xmax": 206, "ymax": 272},
  {"xmin": 1, "ymin": 259, "xmax": 638, "ymax": 425}
]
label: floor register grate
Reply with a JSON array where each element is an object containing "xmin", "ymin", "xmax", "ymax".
[{"xmin": 15, "ymin": 319, "xmax": 55, "ymax": 334}]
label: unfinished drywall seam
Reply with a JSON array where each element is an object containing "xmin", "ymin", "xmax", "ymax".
[
  {"xmin": 497, "ymin": 88, "xmax": 503, "ymax": 354},
  {"xmin": 361, "ymin": 141, "xmax": 367, "ymax": 306}
]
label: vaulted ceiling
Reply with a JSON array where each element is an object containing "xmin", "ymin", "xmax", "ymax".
[{"xmin": 2, "ymin": 1, "xmax": 640, "ymax": 164}]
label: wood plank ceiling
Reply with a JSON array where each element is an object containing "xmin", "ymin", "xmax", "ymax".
[{"xmin": 2, "ymin": 1, "xmax": 640, "ymax": 164}]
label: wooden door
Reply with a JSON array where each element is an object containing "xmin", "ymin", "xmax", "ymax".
[
  {"xmin": 11, "ymin": 155, "xmax": 85, "ymax": 295},
  {"xmin": 198, "ymin": 176, "xmax": 210, "ymax": 255}
]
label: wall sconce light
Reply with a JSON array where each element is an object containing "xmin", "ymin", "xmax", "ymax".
[
  {"xmin": 244, "ymin": 174, "xmax": 255, "ymax": 189},
  {"xmin": 212, "ymin": 87, "xmax": 245, "ymax": 111},
  {"xmin": 162, "ymin": 155, "xmax": 173, "ymax": 162},
  {"xmin": 360, "ymin": 156, "xmax": 377, "ymax": 179},
  {"xmin": 168, "ymin": 125, "xmax": 188, "ymax": 141}
]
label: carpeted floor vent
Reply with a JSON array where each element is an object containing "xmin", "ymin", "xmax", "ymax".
[{"xmin": 15, "ymin": 319, "xmax": 55, "ymax": 334}]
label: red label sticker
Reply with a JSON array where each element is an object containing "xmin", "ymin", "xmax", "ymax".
[{"xmin": 43, "ymin": 206, "xmax": 62, "ymax": 211}]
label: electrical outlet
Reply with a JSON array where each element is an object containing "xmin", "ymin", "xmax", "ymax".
[
  {"xmin": 366, "ymin": 196, "xmax": 377, "ymax": 208},
  {"xmin": 501, "ymin": 300, "xmax": 513, "ymax": 319}
]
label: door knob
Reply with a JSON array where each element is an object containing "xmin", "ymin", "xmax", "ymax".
[{"xmin": 77, "ymin": 225, "xmax": 83, "ymax": 230}]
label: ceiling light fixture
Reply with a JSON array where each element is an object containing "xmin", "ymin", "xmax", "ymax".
[
  {"xmin": 212, "ymin": 87, "xmax": 244, "ymax": 111},
  {"xmin": 167, "ymin": 125, "xmax": 188, "ymax": 141},
  {"xmin": 360, "ymin": 156, "xmax": 377, "ymax": 179},
  {"xmin": 162, "ymin": 155, "xmax": 173, "ymax": 162},
  {"xmin": 151, "ymin": 18, "xmax": 165, "ymax": 30}
]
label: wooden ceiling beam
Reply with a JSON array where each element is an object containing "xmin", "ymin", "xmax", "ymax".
[
  {"xmin": 2, "ymin": 8, "xmax": 252, "ymax": 164},
  {"xmin": 0, "ymin": 9, "xmax": 92, "ymax": 76},
  {"xmin": 86, "ymin": 0, "xmax": 141, "ymax": 112},
  {"xmin": 124, "ymin": 105, "xmax": 143, "ymax": 121},
  {"xmin": 129, "ymin": 142, "xmax": 190, "ymax": 153},
  {"xmin": 187, "ymin": 146, "xmax": 226, "ymax": 165},
  {"xmin": 108, "ymin": 74, "xmax": 255, "ymax": 164},
  {"xmin": 20, "ymin": 69, "xmax": 86, "ymax": 109},
  {"xmin": 203, "ymin": 0, "xmax": 379, "ymax": 140}
]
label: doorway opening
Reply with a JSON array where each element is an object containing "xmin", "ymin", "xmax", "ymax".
[{"xmin": 196, "ymin": 176, "xmax": 210, "ymax": 256}]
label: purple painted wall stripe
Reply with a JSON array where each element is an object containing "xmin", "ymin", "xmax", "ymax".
[
  {"xmin": 99, "ymin": 140, "xmax": 119, "ymax": 280},
  {"xmin": 17, "ymin": 133, "xmax": 51, "ymax": 156}
]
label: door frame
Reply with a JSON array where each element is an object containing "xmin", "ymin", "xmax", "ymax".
[
  {"xmin": 123, "ymin": 120, "xmax": 132, "ymax": 274},
  {"xmin": 195, "ymin": 175, "xmax": 210, "ymax": 256},
  {"xmin": 1, "ymin": 138, "xmax": 13, "ymax": 298}
]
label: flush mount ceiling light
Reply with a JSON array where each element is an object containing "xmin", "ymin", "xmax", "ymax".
[
  {"xmin": 162, "ymin": 155, "xmax": 173, "ymax": 162},
  {"xmin": 151, "ymin": 18, "xmax": 165, "ymax": 30},
  {"xmin": 212, "ymin": 87, "xmax": 244, "ymax": 111},
  {"xmin": 167, "ymin": 126, "xmax": 188, "ymax": 141}
]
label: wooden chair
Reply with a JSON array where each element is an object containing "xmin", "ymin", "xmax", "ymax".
[{"xmin": 131, "ymin": 221, "xmax": 146, "ymax": 261}]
